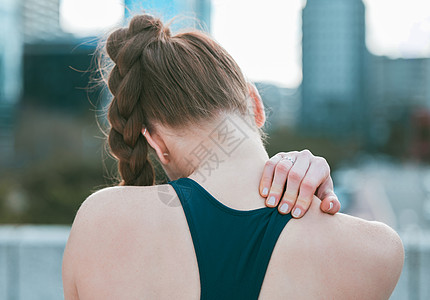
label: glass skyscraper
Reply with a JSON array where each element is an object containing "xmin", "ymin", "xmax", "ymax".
[
  {"xmin": 124, "ymin": 0, "xmax": 211, "ymax": 32},
  {"xmin": 301, "ymin": 0, "xmax": 366, "ymax": 138},
  {"xmin": 0, "ymin": 0, "xmax": 22, "ymax": 164}
]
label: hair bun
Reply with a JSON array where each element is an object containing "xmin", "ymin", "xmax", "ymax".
[
  {"xmin": 106, "ymin": 14, "xmax": 170, "ymax": 64},
  {"xmin": 128, "ymin": 14, "xmax": 167, "ymax": 37},
  {"xmin": 106, "ymin": 28, "xmax": 127, "ymax": 63}
]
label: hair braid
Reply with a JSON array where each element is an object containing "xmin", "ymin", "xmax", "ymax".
[
  {"xmin": 101, "ymin": 13, "xmax": 251, "ymax": 186},
  {"xmin": 106, "ymin": 15, "xmax": 167, "ymax": 186}
]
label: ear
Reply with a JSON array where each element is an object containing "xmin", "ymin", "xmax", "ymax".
[
  {"xmin": 141, "ymin": 127, "xmax": 170, "ymax": 165},
  {"xmin": 248, "ymin": 82, "xmax": 266, "ymax": 128}
]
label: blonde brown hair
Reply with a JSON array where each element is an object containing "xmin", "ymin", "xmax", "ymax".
[{"xmin": 103, "ymin": 14, "xmax": 250, "ymax": 186}]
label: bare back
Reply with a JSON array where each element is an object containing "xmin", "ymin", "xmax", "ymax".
[{"xmin": 63, "ymin": 184, "xmax": 403, "ymax": 299}]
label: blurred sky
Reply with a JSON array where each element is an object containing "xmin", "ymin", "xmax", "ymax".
[{"xmin": 60, "ymin": 0, "xmax": 430, "ymax": 88}]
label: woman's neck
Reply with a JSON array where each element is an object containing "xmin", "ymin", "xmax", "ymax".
[{"xmin": 166, "ymin": 114, "xmax": 270, "ymax": 209}]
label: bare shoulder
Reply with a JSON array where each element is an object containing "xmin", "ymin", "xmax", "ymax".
[
  {"xmin": 71, "ymin": 183, "xmax": 181, "ymax": 230},
  {"xmin": 64, "ymin": 184, "xmax": 168, "ymax": 254},
  {"xmin": 63, "ymin": 184, "xmax": 162, "ymax": 257},
  {"xmin": 278, "ymin": 196, "xmax": 404, "ymax": 299},
  {"xmin": 77, "ymin": 184, "xmax": 169, "ymax": 215},
  {"xmin": 62, "ymin": 184, "xmax": 183, "ymax": 297}
]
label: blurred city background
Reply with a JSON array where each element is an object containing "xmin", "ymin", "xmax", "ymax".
[{"xmin": 1, "ymin": 0, "xmax": 430, "ymax": 299}]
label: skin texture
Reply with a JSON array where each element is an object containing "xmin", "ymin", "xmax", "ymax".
[
  {"xmin": 63, "ymin": 108, "xmax": 404, "ymax": 299},
  {"xmin": 63, "ymin": 186, "xmax": 404, "ymax": 299}
]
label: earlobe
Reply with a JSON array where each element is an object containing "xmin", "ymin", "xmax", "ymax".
[
  {"xmin": 141, "ymin": 127, "xmax": 170, "ymax": 164},
  {"xmin": 247, "ymin": 82, "xmax": 266, "ymax": 128}
]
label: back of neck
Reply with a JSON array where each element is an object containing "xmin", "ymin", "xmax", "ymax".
[{"xmin": 186, "ymin": 116, "xmax": 270, "ymax": 209}]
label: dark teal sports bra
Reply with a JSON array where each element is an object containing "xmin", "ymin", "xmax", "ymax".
[{"xmin": 168, "ymin": 177, "xmax": 292, "ymax": 300}]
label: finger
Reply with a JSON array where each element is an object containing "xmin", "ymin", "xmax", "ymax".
[
  {"xmin": 266, "ymin": 157, "xmax": 295, "ymax": 207},
  {"xmin": 289, "ymin": 157, "xmax": 330, "ymax": 218},
  {"xmin": 279, "ymin": 151, "xmax": 312, "ymax": 215},
  {"xmin": 320, "ymin": 193, "xmax": 341, "ymax": 214},
  {"xmin": 316, "ymin": 177, "xmax": 341, "ymax": 214},
  {"xmin": 259, "ymin": 154, "xmax": 284, "ymax": 198}
]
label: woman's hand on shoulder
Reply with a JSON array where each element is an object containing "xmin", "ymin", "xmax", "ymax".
[{"xmin": 259, "ymin": 149, "xmax": 340, "ymax": 218}]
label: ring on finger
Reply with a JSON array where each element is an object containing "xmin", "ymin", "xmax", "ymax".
[{"xmin": 281, "ymin": 156, "xmax": 295, "ymax": 164}]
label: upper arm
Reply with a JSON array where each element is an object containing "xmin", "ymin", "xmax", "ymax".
[
  {"xmin": 283, "ymin": 196, "xmax": 404, "ymax": 299},
  {"xmin": 61, "ymin": 185, "xmax": 165, "ymax": 299},
  {"xmin": 61, "ymin": 187, "xmax": 119, "ymax": 300},
  {"xmin": 63, "ymin": 234, "xmax": 79, "ymax": 300},
  {"xmin": 360, "ymin": 220, "xmax": 404, "ymax": 298},
  {"xmin": 62, "ymin": 200, "xmax": 88, "ymax": 300},
  {"xmin": 329, "ymin": 218, "xmax": 404, "ymax": 299}
]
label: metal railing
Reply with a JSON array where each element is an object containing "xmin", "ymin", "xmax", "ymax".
[{"xmin": 0, "ymin": 225, "xmax": 428, "ymax": 300}]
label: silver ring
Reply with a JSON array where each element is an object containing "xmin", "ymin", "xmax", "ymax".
[{"xmin": 282, "ymin": 156, "xmax": 295, "ymax": 164}]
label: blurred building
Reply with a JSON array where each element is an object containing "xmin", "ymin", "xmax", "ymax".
[
  {"xmin": 301, "ymin": 0, "xmax": 366, "ymax": 138},
  {"xmin": 20, "ymin": 0, "xmax": 98, "ymax": 110},
  {"xmin": 124, "ymin": 0, "xmax": 211, "ymax": 32},
  {"xmin": 0, "ymin": 0, "xmax": 23, "ymax": 165},
  {"xmin": 366, "ymin": 56, "xmax": 430, "ymax": 149},
  {"xmin": 368, "ymin": 56, "xmax": 430, "ymax": 114},
  {"xmin": 0, "ymin": 0, "xmax": 78, "ymax": 167},
  {"xmin": 255, "ymin": 82, "xmax": 300, "ymax": 129},
  {"xmin": 22, "ymin": 0, "xmax": 72, "ymax": 43}
]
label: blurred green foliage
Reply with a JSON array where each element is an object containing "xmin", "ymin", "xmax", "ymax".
[
  {"xmin": 0, "ymin": 156, "xmax": 111, "ymax": 224},
  {"xmin": 0, "ymin": 106, "xmax": 363, "ymax": 225},
  {"xmin": 0, "ymin": 105, "xmax": 116, "ymax": 224},
  {"xmin": 265, "ymin": 126, "xmax": 362, "ymax": 170}
]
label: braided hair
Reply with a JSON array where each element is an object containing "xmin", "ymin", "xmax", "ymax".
[{"xmin": 103, "ymin": 14, "xmax": 249, "ymax": 186}]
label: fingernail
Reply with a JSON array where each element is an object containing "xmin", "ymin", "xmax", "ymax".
[
  {"xmin": 280, "ymin": 203, "xmax": 289, "ymax": 213},
  {"xmin": 292, "ymin": 207, "xmax": 301, "ymax": 218},
  {"xmin": 267, "ymin": 196, "xmax": 275, "ymax": 206},
  {"xmin": 328, "ymin": 202, "xmax": 333, "ymax": 211},
  {"xmin": 262, "ymin": 187, "xmax": 269, "ymax": 196}
]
